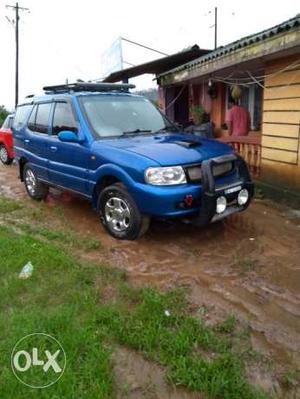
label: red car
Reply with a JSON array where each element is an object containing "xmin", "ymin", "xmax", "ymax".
[{"xmin": 0, "ymin": 114, "xmax": 14, "ymax": 165}]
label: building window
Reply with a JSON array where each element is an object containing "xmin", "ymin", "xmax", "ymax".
[{"xmin": 226, "ymin": 85, "xmax": 263, "ymax": 131}]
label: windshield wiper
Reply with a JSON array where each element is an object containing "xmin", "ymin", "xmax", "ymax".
[
  {"xmin": 122, "ymin": 129, "xmax": 152, "ymax": 136},
  {"xmin": 155, "ymin": 126, "xmax": 176, "ymax": 134}
]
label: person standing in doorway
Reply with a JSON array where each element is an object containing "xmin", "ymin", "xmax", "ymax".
[{"xmin": 226, "ymin": 97, "xmax": 251, "ymax": 136}]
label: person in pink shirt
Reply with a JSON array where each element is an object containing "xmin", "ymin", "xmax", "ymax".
[{"xmin": 226, "ymin": 97, "xmax": 251, "ymax": 136}]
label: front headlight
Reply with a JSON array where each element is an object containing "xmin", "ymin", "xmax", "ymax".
[{"xmin": 145, "ymin": 166, "xmax": 187, "ymax": 185}]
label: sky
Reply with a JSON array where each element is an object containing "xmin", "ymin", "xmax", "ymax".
[{"xmin": 0, "ymin": 0, "xmax": 299, "ymax": 110}]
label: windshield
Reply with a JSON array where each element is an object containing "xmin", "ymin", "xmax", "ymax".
[{"xmin": 80, "ymin": 95, "xmax": 174, "ymax": 138}]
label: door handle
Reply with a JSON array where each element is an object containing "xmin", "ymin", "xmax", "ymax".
[
  {"xmin": 24, "ymin": 139, "xmax": 30, "ymax": 144},
  {"xmin": 50, "ymin": 146, "xmax": 57, "ymax": 152}
]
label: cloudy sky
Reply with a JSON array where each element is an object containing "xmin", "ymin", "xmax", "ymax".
[{"xmin": 0, "ymin": 0, "xmax": 299, "ymax": 110}]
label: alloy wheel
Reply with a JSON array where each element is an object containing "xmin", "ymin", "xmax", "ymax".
[
  {"xmin": 0, "ymin": 146, "xmax": 8, "ymax": 163},
  {"xmin": 25, "ymin": 169, "xmax": 37, "ymax": 196},
  {"xmin": 104, "ymin": 197, "xmax": 131, "ymax": 232}
]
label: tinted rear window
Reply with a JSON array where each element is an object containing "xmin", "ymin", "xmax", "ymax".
[
  {"xmin": 28, "ymin": 105, "xmax": 38, "ymax": 131},
  {"xmin": 35, "ymin": 103, "xmax": 52, "ymax": 134},
  {"xmin": 13, "ymin": 105, "xmax": 32, "ymax": 130}
]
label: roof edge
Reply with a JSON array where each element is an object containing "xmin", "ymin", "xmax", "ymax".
[{"xmin": 158, "ymin": 14, "xmax": 300, "ymax": 80}]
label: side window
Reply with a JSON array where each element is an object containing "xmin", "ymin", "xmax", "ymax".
[
  {"xmin": 35, "ymin": 103, "xmax": 51, "ymax": 134},
  {"xmin": 12, "ymin": 105, "xmax": 32, "ymax": 130},
  {"xmin": 52, "ymin": 102, "xmax": 77, "ymax": 135},
  {"xmin": 28, "ymin": 105, "xmax": 38, "ymax": 131}
]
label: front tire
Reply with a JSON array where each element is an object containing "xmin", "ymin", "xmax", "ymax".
[
  {"xmin": 0, "ymin": 144, "xmax": 13, "ymax": 165},
  {"xmin": 23, "ymin": 164, "xmax": 49, "ymax": 200},
  {"xmin": 98, "ymin": 183, "xmax": 150, "ymax": 240}
]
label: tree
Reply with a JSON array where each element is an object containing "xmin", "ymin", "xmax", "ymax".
[{"xmin": 0, "ymin": 106, "xmax": 9, "ymax": 127}]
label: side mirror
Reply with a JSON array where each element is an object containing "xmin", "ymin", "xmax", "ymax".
[{"xmin": 58, "ymin": 130, "xmax": 83, "ymax": 143}]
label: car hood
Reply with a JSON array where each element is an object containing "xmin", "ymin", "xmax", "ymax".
[{"xmin": 100, "ymin": 133, "xmax": 233, "ymax": 166}]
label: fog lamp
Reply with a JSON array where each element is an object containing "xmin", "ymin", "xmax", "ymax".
[
  {"xmin": 237, "ymin": 189, "xmax": 249, "ymax": 206},
  {"xmin": 216, "ymin": 196, "xmax": 227, "ymax": 214}
]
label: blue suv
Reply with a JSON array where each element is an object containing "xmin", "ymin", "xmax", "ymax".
[{"xmin": 12, "ymin": 83, "xmax": 253, "ymax": 240}]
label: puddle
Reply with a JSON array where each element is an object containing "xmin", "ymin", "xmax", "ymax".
[
  {"xmin": 286, "ymin": 208, "xmax": 300, "ymax": 220},
  {"xmin": 1, "ymin": 163, "xmax": 300, "ymax": 394}
]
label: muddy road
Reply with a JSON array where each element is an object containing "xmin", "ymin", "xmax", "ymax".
[{"xmin": 1, "ymin": 163, "xmax": 300, "ymax": 393}]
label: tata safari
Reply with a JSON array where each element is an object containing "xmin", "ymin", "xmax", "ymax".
[{"xmin": 12, "ymin": 83, "xmax": 253, "ymax": 240}]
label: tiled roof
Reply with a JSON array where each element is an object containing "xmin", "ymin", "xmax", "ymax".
[{"xmin": 158, "ymin": 14, "xmax": 300, "ymax": 78}]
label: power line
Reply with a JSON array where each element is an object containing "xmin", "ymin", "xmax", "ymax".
[
  {"xmin": 121, "ymin": 37, "xmax": 169, "ymax": 57},
  {"xmin": 5, "ymin": 15, "xmax": 14, "ymax": 27},
  {"xmin": 123, "ymin": 60, "xmax": 136, "ymax": 67},
  {"xmin": 213, "ymin": 59, "xmax": 300, "ymax": 86},
  {"xmin": 6, "ymin": 2, "xmax": 30, "ymax": 108}
]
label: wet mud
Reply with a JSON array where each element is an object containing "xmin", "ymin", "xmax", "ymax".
[
  {"xmin": 1, "ymin": 163, "xmax": 300, "ymax": 396},
  {"xmin": 113, "ymin": 347, "xmax": 202, "ymax": 399}
]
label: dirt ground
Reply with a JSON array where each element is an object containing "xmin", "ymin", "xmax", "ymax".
[{"xmin": 1, "ymin": 162, "xmax": 300, "ymax": 397}]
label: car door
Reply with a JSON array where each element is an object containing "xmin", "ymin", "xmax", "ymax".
[
  {"xmin": 25, "ymin": 102, "xmax": 52, "ymax": 181},
  {"xmin": 47, "ymin": 100, "xmax": 90, "ymax": 195}
]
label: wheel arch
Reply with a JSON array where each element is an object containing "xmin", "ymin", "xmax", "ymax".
[
  {"xmin": 92, "ymin": 175, "xmax": 122, "ymax": 208},
  {"xmin": 91, "ymin": 164, "xmax": 137, "ymax": 209}
]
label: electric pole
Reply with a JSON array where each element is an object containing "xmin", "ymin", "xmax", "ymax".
[
  {"xmin": 214, "ymin": 7, "xmax": 218, "ymax": 50},
  {"xmin": 6, "ymin": 2, "xmax": 29, "ymax": 108},
  {"xmin": 208, "ymin": 7, "xmax": 218, "ymax": 50},
  {"xmin": 209, "ymin": 7, "xmax": 235, "ymax": 50}
]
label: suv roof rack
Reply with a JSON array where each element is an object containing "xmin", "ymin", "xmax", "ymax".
[{"xmin": 43, "ymin": 82, "xmax": 135, "ymax": 94}]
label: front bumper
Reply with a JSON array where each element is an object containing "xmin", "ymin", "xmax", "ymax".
[
  {"xmin": 131, "ymin": 153, "xmax": 253, "ymax": 221},
  {"xmin": 192, "ymin": 153, "xmax": 254, "ymax": 226}
]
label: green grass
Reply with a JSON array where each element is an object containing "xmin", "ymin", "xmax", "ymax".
[
  {"xmin": 95, "ymin": 289, "xmax": 267, "ymax": 399},
  {"xmin": 12, "ymin": 221, "xmax": 102, "ymax": 251},
  {"xmin": 0, "ymin": 197, "xmax": 22, "ymax": 213},
  {"xmin": 0, "ymin": 196, "xmax": 269, "ymax": 398},
  {"xmin": 214, "ymin": 315, "xmax": 237, "ymax": 334},
  {"xmin": 0, "ymin": 197, "xmax": 101, "ymax": 252},
  {"xmin": 0, "ymin": 225, "xmax": 116, "ymax": 398},
  {"xmin": 280, "ymin": 368, "xmax": 300, "ymax": 387}
]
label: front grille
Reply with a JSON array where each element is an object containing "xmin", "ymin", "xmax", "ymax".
[
  {"xmin": 185, "ymin": 160, "xmax": 235, "ymax": 183},
  {"xmin": 212, "ymin": 161, "xmax": 234, "ymax": 178}
]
